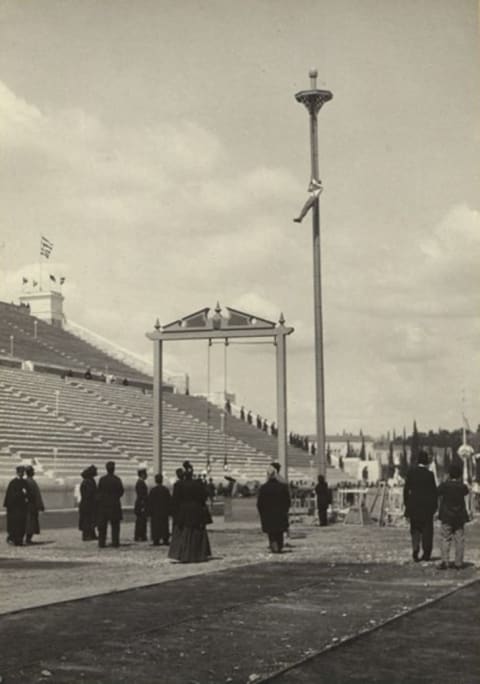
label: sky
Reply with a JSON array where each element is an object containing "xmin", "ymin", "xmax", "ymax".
[{"xmin": 0, "ymin": 0, "xmax": 479, "ymax": 438}]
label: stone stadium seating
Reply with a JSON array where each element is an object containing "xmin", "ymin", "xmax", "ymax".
[
  {"xmin": 0, "ymin": 300, "xmax": 341, "ymax": 486},
  {"xmin": 0, "ymin": 301, "xmax": 151, "ymax": 383}
]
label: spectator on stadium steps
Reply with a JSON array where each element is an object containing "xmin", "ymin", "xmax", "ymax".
[
  {"xmin": 257, "ymin": 465, "xmax": 291, "ymax": 553},
  {"xmin": 168, "ymin": 461, "xmax": 212, "ymax": 563},
  {"xmin": 263, "ymin": 419, "xmax": 269, "ymax": 432},
  {"xmin": 84, "ymin": 368, "xmax": 92, "ymax": 380},
  {"xmin": 24, "ymin": 466, "xmax": 45, "ymax": 544},
  {"xmin": 315, "ymin": 474, "xmax": 332, "ymax": 527},
  {"xmin": 97, "ymin": 461, "xmax": 124, "ymax": 548},
  {"xmin": 225, "ymin": 398, "xmax": 231, "ymax": 414},
  {"xmin": 169, "ymin": 467, "xmax": 186, "ymax": 558},
  {"xmin": 240, "ymin": 406, "xmax": 245, "ymax": 421},
  {"xmin": 134, "ymin": 468, "xmax": 149, "ymax": 542},
  {"xmin": 79, "ymin": 465, "xmax": 98, "ymax": 541},
  {"xmin": 403, "ymin": 450, "xmax": 437, "ymax": 562},
  {"xmin": 247, "ymin": 410, "xmax": 253, "ymax": 425},
  {"xmin": 147, "ymin": 474, "xmax": 172, "ymax": 546},
  {"xmin": 256, "ymin": 414, "xmax": 262, "ymax": 430},
  {"xmin": 4, "ymin": 466, "xmax": 29, "ymax": 546},
  {"xmin": 122, "ymin": 378, "xmax": 129, "ymax": 386}
]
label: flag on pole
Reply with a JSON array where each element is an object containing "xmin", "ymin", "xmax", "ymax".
[
  {"xmin": 22, "ymin": 277, "xmax": 28, "ymax": 284},
  {"xmin": 40, "ymin": 236, "xmax": 54, "ymax": 259},
  {"xmin": 49, "ymin": 274, "xmax": 56, "ymax": 282}
]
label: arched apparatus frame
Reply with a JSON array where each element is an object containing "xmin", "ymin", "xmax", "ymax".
[{"xmin": 146, "ymin": 303, "xmax": 294, "ymax": 480}]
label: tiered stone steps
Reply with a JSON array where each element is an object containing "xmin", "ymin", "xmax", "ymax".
[
  {"xmin": 0, "ymin": 301, "xmax": 150, "ymax": 383},
  {"xmin": 0, "ymin": 299, "xmax": 342, "ymax": 485},
  {"xmin": 0, "ymin": 367, "xmax": 272, "ymax": 482},
  {"xmin": 167, "ymin": 393, "xmax": 342, "ymax": 483}
]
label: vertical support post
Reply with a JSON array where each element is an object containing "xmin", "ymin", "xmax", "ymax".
[
  {"xmin": 34, "ymin": 320, "xmax": 38, "ymax": 339},
  {"xmin": 9, "ymin": 335, "xmax": 14, "ymax": 356},
  {"xmin": 275, "ymin": 328, "xmax": 288, "ymax": 482},
  {"xmin": 153, "ymin": 338, "xmax": 163, "ymax": 475},
  {"xmin": 310, "ymin": 106, "xmax": 327, "ymax": 478},
  {"xmin": 295, "ymin": 70, "xmax": 333, "ymax": 478}
]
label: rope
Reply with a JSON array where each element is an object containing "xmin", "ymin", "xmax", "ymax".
[
  {"xmin": 223, "ymin": 339, "xmax": 228, "ymax": 471},
  {"xmin": 206, "ymin": 340, "xmax": 211, "ymax": 474}
]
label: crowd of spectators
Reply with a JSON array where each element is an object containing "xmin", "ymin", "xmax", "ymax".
[{"xmin": 234, "ymin": 402, "xmax": 315, "ymax": 450}]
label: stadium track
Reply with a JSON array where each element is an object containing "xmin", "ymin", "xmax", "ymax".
[
  {"xmin": 0, "ymin": 559, "xmax": 478, "ymax": 683},
  {"xmin": 256, "ymin": 576, "xmax": 480, "ymax": 683}
]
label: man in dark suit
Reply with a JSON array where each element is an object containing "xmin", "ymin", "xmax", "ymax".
[
  {"xmin": 147, "ymin": 474, "xmax": 172, "ymax": 546},
  {"xmin": 97, "ymin": 461, "xmax": 124, "ymax": 548},
  {"xmin": 134, "ymin": 468, "xmax": 148, "ymax": 541},
  {"xmin": 257, "ymin": 466, "xmax": 291, "ymax": 553},
  {"xmin": 315, "ymin": 474, "xmax": 332, "ymax": 527},
  {"xmin": 403, "ymin": 450, "xmax": 437, "ymax": 561}
]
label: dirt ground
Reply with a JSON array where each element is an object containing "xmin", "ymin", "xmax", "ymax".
[{"xmin": 0, "ymin": 519, "xmax": 479, "ymax": 683}]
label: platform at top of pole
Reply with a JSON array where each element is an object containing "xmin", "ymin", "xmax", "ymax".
[{"xmin": 295, "ymin": 69, "xmax": 333, "ymax": 115}]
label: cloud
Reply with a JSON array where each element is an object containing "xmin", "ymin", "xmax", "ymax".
[{"xmin": 1, "ymin": 79, "xmax": 479, "ymax": 436}]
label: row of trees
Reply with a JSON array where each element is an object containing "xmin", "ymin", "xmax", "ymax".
[{"xmin": 336, "ymin": 421, "xmax": 479, "ymax": 480}]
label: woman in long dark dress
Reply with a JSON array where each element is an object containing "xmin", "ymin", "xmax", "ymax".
[
  {"xmin": 25, "ymin": 466, "xmax": 45, "ymax": 544},
  {"xmin": 78, "ymin": 465, "xmax": 98, "ymax": 541},
  {"xmin": 168, "ymin": 467, "xmax": 185, "ymax": 557},
  {"xmin": 168, "ymin": 461, "xmax": 211, "ymax": 563}
]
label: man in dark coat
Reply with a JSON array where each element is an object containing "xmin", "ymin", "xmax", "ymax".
[
  {"xmin": 134, "ymin": 468, "xmax": 148, "ymax": 541},
  {"xmin": 147, "ymin": 474, "xmax": 172, "ymax": 545},
  {"xmin": 79, "ymin": 465, "xmax": 98, "ymax": 541},
  {"xmin": 257, "ymin": 466, "xmax": 291, "ymax": 553},
  {"xmin": 97, "ymin": 461, "xmax": 124, "ymax": 548},
  {"xmin": 4, "ymin": 466, "xmax": 29, "ymax": 546},
  {"xmin": 24, "ymin": 465, "xmax": 45, "ymax": 544},
  {"xmin": 403, "ymin": 450, "xmax": 437, "ymax": 561},
  {"xmin": 315, "ymin": 474, "xmax": 332, "ymax": 527}
]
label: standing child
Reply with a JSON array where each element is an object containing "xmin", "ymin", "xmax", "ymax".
[{"xmin": 437, "ymin": 463, "xmax": 470, "ymax": 570}]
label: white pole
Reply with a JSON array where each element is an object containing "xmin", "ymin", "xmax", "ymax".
[
  {"xmin": 55, "ymin": 389, "xmax": 60, "ymax": 417},
  {"xmin": 53, "ymin": 446, "xmax": 58, "ymax": 475},
  {"xmin": 34, "ymin": 320, "xmax": 38, "ymax": 339},
  {"xmin": 9, "ymin": 335, "xmax": 14, "ymax": 356}
]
